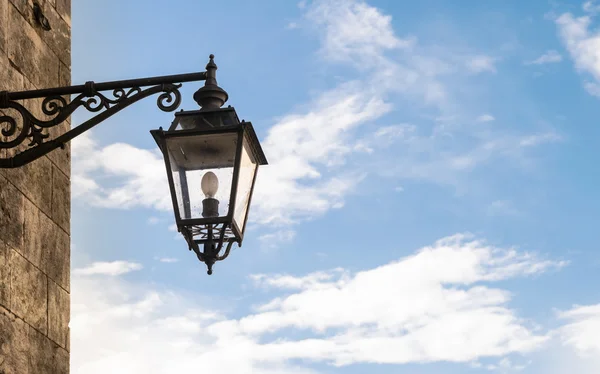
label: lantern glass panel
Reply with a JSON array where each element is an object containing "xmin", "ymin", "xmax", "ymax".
[
  {"xmin": 233, "ymin": 135, "xmax": 259, "ymax": 233},
  {"xmin": 165, "ymin": 132, "xmax": 238, "ymax": 220}
]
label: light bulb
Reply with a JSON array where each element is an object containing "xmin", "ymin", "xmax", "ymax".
[{"xmin": 201, "ymin": 171, "xmax": 219, "ymax": 198}]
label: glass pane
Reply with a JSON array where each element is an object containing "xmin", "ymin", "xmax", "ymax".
[
  {"xmin": 166, "ymin": 132, "xmax": 238, "ymax": 170},
  {"xmin": 165, "ymin": 133, "xmax": 237, "ymax": 220},
  {"xmin": 233, "ymin": 136, "xmax": 258, "ymax": 233}
]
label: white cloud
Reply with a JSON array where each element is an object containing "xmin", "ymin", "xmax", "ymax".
[
  {"xmin": 488, "ymin": 199, "xmax": 520, "ymax": 217},
  {"xmin": 306, "ymin": 0, "xmax": 414, "ymax": 66},
  {"xmin": 583, "ymin": 80, "xmax": 600, "ymax": 97},
  {"xmin": 583, "ymin": 0, "xmax": 600, "ymax": 14},
  {"xmin": 253, "ymin": 81, "xmax": 389, "ymax": 225},
  {"xmin": 258, "ymin": 230, "xmax": 297, "ymax": 250},
  {"xmin": 71, "ymin": 234, "xmax": 565, "ymax": 372},
  {"xmin": 525, "ymin": 50, "xmax": 563, "ymax": 65},
  {"xmin": 559, "ymin": 304, "xmax": 600, "ymax": 356},
  {"xmin": 73, "ymin": 261, "xmax": 143, "ymax": 276},
  {"xmin": 466, "ymin": 55, "xmax": 497, "ymax": 74},
  {"xmin": 556, "ymin": 12, "xmax": 600, "ymax": 93},
  {"xmin": 156, "ymin": 257, "xmax": 179, "ymax": 263},
  {"xmin": 476, "ymin": 114, "xmax": 495, "ymax": 122}
]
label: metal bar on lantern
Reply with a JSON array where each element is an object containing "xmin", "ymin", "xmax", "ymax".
[{"xmin": 178, "ymin": 170, "xmax": 192, "ymax": 219}]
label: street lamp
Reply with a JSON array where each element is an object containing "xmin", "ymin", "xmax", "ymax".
[{"xmin": 0, "ymin": 55, "xmax": 268, "ymax": 275}]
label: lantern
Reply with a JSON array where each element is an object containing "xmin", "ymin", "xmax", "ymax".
[{"xmin": 150, "ymin": 56, "xmax": 267, "ymax": 274}]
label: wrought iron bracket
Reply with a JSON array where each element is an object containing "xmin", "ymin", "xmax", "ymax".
[{"xmin": 0, "ymin": 71, "xmax": 207, "ymax": 168}]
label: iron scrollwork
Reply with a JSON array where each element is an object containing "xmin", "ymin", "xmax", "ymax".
[
  {"xmin": 181, "ymin": 224, "xmax": 236, "ymax": 275},
  {"xmin": 0, "ymin": 82, "xmax": 184, "ymax": 168}
]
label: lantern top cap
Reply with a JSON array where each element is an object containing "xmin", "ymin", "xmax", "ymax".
[
  {"xmin": 194, "ymin": 54, "xmax": 229, "ymax": 110},
  {"xmin": 206, "ymin": 54, "xmax": 216, "ymax": 69}
]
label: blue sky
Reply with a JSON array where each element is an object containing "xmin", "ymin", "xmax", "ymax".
[{"xmin": 69, "ymin": 0, "xmax": 600, "ymax": 373}]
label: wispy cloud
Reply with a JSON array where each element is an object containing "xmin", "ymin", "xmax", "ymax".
[
  {"xmin": 525, "ymin": 50, "xmax": 563, "ymax": 65},
  {"xmin": 258, "ymin": 230, "xmax": 297, "ymax": 250},
  {"xmin": 583, "ymin": 0, "xmax": 600, "ymax": 14},
  {"xmin": 466, "ymin": 55, "xmax": 497, "ymax": 74},
  {"xmin": 556, "ymin": 11, "xmax": 600, "ymax": 96},
  {"xmin": 73, "ymin": 261, "xmax": 143, "ymax": 276},
  {"xmin": 476, "ymin": 114, "xmax": 495, "ymax": 122},
  {"xmin": 72, "ymin": 0, "xmax": 560, "ymax": 236}
]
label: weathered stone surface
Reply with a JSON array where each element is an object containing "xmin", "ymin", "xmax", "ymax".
[
  {"xmin": 3, "ymin": 153, "xmax": 53, "ymax": 217},
  {"xmin": 7, "ymin": 0, "xmax": 27, "ymax": 18},
  {"xmin": 2, "ymin": 0, "xmax": 71, "ymax": 370},
  {"xmin": 0, "ymin": 175, "xmax": 24, "ymax": 250},
  {"xmin": 34, "ymin": 2, "xmax": 70, "ymax": 66},
  {"xmin": 0, "ymin": 306, "xmax": 30, "ymax": 374},
  {"xmin": 0, "ymin": 240, "xmax": 9, "ymax": 308},
  {"xmin": 29, "ymin": 324, "xmax": 69, "ymax": 374},
  {"xmin": 0, "ymin": 54, "xmax": 25, "ymax": 168},
  {"xmin": 56, "ymin": 0, "xmax": 69, "ymax": 26},
  {"xmin": 48, "ymin": 279, "xmax": 69, "ymax": 349},
  {"xmin": 59, "ymin": 61, "xmax": 69, "ymax": 86},
  {"xmin": 21, "ymin": 198, "xmax": 44, "ymax": 268},
  {"xmin": 45, "ymin": 220, "xmax": 69, "ymax": 291},
  {"xmin": 47, "ymin": 121, "xmax": 71, "ymax": 177},
  {"xmin": 9, "ymin": 250, "xmax": 47, "ymax": 334},
  {"xmin": 8, "ymin": 5, "xmax": 59, "ymax": 89},
  {"xmin": 0, "ymin": 52, "xmax": 25, "ymax": 90},
  {"xmin": 52, "ymin": 165, "xmax": 70, "ymax": 234},
  {"xmin": 0, "ymin": 0, "xmax": 7, "ymax": 53},
  {"xmin": 22, "ymin": 198, "xmax": 70, "ymax": 291}
]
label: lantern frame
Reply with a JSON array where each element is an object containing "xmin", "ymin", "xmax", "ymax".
[{"xmin": 150, "ymin": 107, "xmax": 267, "ymax": 270}]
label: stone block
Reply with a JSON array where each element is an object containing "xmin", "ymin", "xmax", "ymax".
[
  {"xmin": 22, "ymin": 198, "xmax": 70, "ymax": 291},
  {"xmin": 3, "ymin": 152, "xmax": 53, "ymax": 217},
  {"xmin": 0, "ymin": 306, "xmax": 30, "ymax": 374},
  {"xmin": 48, "ymin": 279, "xmax": 69, "ymax": 349},
  {"xmin": 7, "ymin": 4, "xmax": 60, "ymax": 89},
  {"xmin": 51, "ymin": 164, "xmax": 70, "ymax": 233},
  {"xmin": 56, "ymin": 0, "xmax": 69, "ymax": 27},
  {"xmin": 0, "ymin": 51, "xmax": 25, "ymax": 91},
  {"xmin": 29, "ymin": 325, "xmax": 69, "ymax": 374},
  {"xmin": 0, "ymin": 175, "xmax": 24, "ymax": 250},
  {"xmin": 59, "ymin": 61, "xmax": 69, "ymax": 86},
  {"xmin": 45, "ymin": 220, "xmax": 69, "ymax": 291},
  {"xmin": 34, "ymin": 2, "xmax": 70, "ymax": 66},
  {"xmin": 0, "ymin": 240, "xmax": 9, "ymax": 308},
  {"xmin": 21, "ymin": 198, "xmax": 44, "ymax": 268},
  {"xmin": 7, "ymin": 0, "xmax": 27, "ymax": 18},
  {"xmin": 9, "ymin": 250, "xmax": 47, "ymax": 334},
  {"xmin": 0, "ymin": 0, "xmax": 7, "ymax": 53}
]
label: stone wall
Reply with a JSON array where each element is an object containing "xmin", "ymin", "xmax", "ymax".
[{"xmin": 0, "ymin": 0, "xmax": 71, "ymax": 372}]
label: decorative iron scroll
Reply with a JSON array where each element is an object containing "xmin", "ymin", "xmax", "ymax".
[
  {"xmin": 181, "ymin": 223, "xmax": 237, "ymax": 275},
  {"xmin": 0, "ymin": 83, "xmax": 182, "ymax": 168}
]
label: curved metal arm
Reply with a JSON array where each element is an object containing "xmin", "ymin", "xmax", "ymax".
[{"xmin": 0, "ymin": 71, "xmax": 207, "ymax": 168}]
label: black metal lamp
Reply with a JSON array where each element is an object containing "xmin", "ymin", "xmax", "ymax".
[
  {"xmin": 151, "ymin": 57, "xmax": 267, "ymax": 275},
  {"xmin": 0, "ymin": 54, "xmax": 267, "ymax": 275}
]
